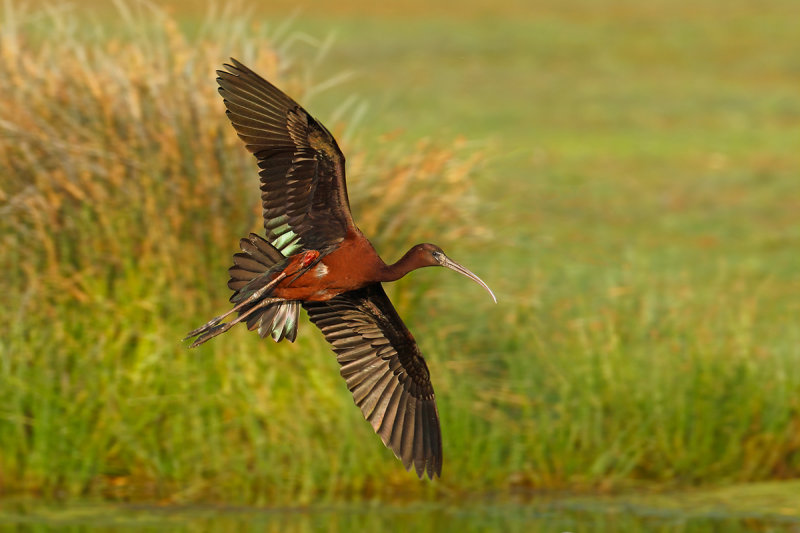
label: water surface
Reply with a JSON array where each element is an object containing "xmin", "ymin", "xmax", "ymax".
[{"xmin": 2, "ymin": 497, "xmax": 798, "ymax": 532}]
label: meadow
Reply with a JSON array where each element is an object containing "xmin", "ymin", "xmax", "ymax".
[{"xmin": 1, "ymin": 0, "xmax": 799, "ymax": 507}]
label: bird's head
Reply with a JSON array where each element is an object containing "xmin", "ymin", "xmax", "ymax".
[{"xmin": 409, "ymin": 243, "xmax": 497, "ymax": 303}]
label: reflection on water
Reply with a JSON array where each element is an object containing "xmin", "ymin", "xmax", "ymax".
[{"xmin": 0, "ymin": 500, "xmax": 798, "ymax": 533}]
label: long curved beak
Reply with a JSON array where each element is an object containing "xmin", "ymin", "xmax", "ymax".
[{"xmin": 438, "ymin": 255, "xmax": 497, "ymax": 303}]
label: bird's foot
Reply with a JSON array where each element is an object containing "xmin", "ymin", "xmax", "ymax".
[
  {"xmin": 187, "ymin": 321, "xmax": 231, "ymax": 348},
  {"xmin": 185, "ymin": 315, "xmax": 225, "ymax": 340},
  {"xmin": 184, "ymin": 310, "xmax": 235, "ymax": 347}
]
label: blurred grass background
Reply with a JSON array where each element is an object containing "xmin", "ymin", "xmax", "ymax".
[{"xmin": 1, "ymin": 0, "xmax": 799, "ymax": 505}]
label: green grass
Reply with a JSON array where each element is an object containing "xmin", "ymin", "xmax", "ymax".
[{"xmin": 1, "ymin": 0, "xmax": 799, "ymax": 504}]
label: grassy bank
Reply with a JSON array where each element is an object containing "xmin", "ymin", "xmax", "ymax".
[{"xmin": 1, "ymin": 1, "xmax": 799, "ymax": 504}]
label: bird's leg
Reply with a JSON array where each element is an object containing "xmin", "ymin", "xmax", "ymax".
[{"xmin": 185, "ymin": 272, "xmax": 288, "ymax": 345}]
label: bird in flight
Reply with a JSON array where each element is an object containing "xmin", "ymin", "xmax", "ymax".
[{"xmin": 186, "ymin": 59, "xmax": 496, "ymax": 479}]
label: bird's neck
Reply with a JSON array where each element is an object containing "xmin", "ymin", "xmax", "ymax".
[{"xmin": 379, "ymin": 248, "xmax": 426, "ymax": 282}]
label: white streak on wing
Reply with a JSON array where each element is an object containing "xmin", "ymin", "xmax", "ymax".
[{"xmin": 313, "ymin": 262, "xmax": 329, "ymax": 278}]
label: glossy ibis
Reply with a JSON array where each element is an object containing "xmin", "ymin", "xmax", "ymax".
[{"xmin": 186, "ymin": 59, "xmax": 496, "ymax": 479}]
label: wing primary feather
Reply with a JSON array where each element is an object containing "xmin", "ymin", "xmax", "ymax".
[
  {"xmin": 365, "ymin": 376, "xmax": 397, "ymax": 431},
  {"xmin": 400, "ymin": 399, "xmax": 417, "ymax": 468},
  {"xmin": 389, "ymin": 392, "xmax": 410, "ymax": 468},
  {"xmin": 423, "ymin": 401, "xmax": 435, "ymax": 477},
  {"xmin": 350, "ymin": 366, "xmax": 388, "ymax": 406},
  {"xmin": 413, "ymin": 402, "xmax": 425, "ymax": 478},
  {"xmin": 357, "ymin": 369, "xmax": 394, "ymax": 422},
  {"xmin": 377, "ymin": 384, "xmax": 404, "ymax": 442}
]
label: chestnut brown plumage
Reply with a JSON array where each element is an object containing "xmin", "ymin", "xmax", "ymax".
[{"xmin": 186, "ymin": 59, "xmax": 496, "ymax": 479}]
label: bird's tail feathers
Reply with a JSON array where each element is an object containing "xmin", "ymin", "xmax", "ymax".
[
  {"xmin": 227, "ymin": 233, "xmax": 287, "ymax": 293},
  {"xmin": 185, "ymin": 233, "xmax": 300, "ymax": 346}
]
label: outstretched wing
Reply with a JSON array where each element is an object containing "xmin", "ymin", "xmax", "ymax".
[
  {"xmin": 303, "ymin": 283, "xmax": 442, "ymax": 479},
  {"xmin": 217, "ymin": 59, "xmax": 357, "ymax": 253}
]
